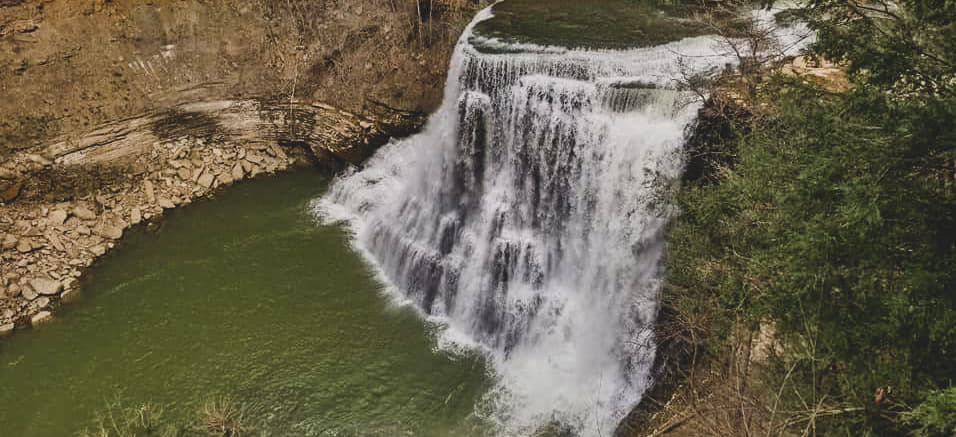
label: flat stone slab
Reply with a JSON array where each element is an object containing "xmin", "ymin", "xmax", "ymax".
[{"xmin": 30, "ymin": 278, "xmax": 63, "ymax": 296}]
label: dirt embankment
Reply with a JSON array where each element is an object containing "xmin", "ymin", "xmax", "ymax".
[{"xmin": 0, "ymin": 0, "xmax": 478, "ymax": 334}]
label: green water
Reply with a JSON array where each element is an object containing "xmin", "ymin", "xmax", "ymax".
[
  {"xmin": 0, "ymin": 171, "xmax": 491, "ymax": 437},
  {"xmin": 473, "ymin": 0, "xmax": 709, "ymax": 50}
]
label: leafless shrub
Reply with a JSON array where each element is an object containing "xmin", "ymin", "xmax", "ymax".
[{"xmin": 201, "ymin": 398, "xmax": 251, "ymax": 437}]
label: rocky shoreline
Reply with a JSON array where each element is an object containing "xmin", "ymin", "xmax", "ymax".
[{"xmin": 0, "ymin": 98, "xmax": 425, "ymax": 336}]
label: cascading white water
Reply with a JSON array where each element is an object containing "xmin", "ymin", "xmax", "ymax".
[{"xmin": 316, "ymin": 6, "xmax": 807, "ymax": 437}]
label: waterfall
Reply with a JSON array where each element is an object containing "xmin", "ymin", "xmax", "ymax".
[{"xmin": 316, "ymin": 6, "xmax": 806, "ymax": 437}]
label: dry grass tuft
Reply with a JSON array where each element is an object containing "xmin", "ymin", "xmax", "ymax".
[{"xmin": 201, "ymin": 398, "xmax": 250, "ymax": 437}]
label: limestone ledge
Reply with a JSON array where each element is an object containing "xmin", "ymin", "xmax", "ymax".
[{"xmin": 0, "ymin": 98, "xmax": 425, "ymax": 334}]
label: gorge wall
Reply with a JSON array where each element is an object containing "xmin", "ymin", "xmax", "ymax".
[
  {"xmin": 0, "ymin": 0, "xmax": 477, "ymax": 332},
  {"xmin": 0, "ymin": 0, "xmax": 474, "ymax": 156}
]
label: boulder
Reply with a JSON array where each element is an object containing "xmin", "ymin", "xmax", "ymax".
[
  {"xmin": 240, "ymin": 159, "xmax": 253, "ymax": 173},
  {"xmin": 130, "ymin": 207, "xmax": 142, "ymax": 225},
  {"xmin": 45, "ymin": 231, "xmax": 65, "ymax": 252},
  {"xmin": 271, "ymin": 145, "xmax": 288, "ymax": 160},
  {"xmin": 157, "ymin": 197, "xmax": 175, "ymax": 209},
  {"xmin": 197, "ymin": 172, "xmax": 215, "ymax": 188},
  {"xmin": 0, "ymin": 167, "xmax": 17, "ymax": 180},
  {"xmin": 21, "ymin": 284, "xmax": 37, "ymax": 300},
  {"xmin": 144, "ymin": 180, "xmax": 156, "ymax": 203},
  {"xmin": 30, "ymin": 277, "xmax": 63, "ymax": 296},
  {"xmin": 1, "ymin": 233, "xmax": 16, "ymax": 250},
  {"xmin": 76, "ymin": 225, "xmax": 92, "ymax": 236},
  {"xmin": 30, "ymin": 311, "xmax": 52, "ymax": 326},
  {"xmin": 94, "ymin": 224, "xmax": 124, "ymax": 240},
  {"xmin": 191, "ymin": 166, "xmax": 204, "ymax": 182},
  {"xmin": 16, "ymin": 239, "xmax": 33, "ymax": 253},
  {"xmin": 231, "ymin": 163, "xmax": 245, "ymax": 180},
  {"xmin": 34, "ymin": 296, "xmax": 50, "ymax": 309},
  {"xmin": 73, "ymin": 206, "xmax": 96, "ymax": 221},
  {"xmin": 48, "ymin": 209, "xmax": 68, "ymax": 225},
  {"xmin": 177, "ymin": 168, "xmax": 192, "ymax": 180},
  {"xmin": 90, "ymin": 245, "xmax": 107, "ymax": 256}
]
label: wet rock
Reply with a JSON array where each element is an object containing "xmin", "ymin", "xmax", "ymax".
[
  {"xmin": 30, "ymin": 277, "xmax": 63, "ymax": 296},
  {"xmin": 219, "ymin": 173, "xmax": 234, "ymax": 186},
  {"xmin": 90, "ymin": 245, "xmax": 107, "ymax": 256},
  {"xmin": 61, "ymin": 287, "xmax": 80, "ymax": 304},
  {"xmin": 0, "ymin": 323, "xmax": 13, "ymax": 337},
  {"xmin": 73, "ymin": 206, "xmax": 96, "ymax": 221},
  {"xmin": 48, "ymin": 209, "xmax": 68, "ymax": 225},
  {"xmin": 30, "ymin": 311, "xmax": 52, "ymax": 326},
  {"xmin": 62, "ymin": 278, "xmax": 79, "ymax": 291}
]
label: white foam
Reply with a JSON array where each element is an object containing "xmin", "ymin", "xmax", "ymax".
[{"xmin": 313, "ymin": 5, "xmax": 807, "ymax": 436}]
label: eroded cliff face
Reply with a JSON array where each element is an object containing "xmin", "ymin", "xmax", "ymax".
[
  {"xmin": 0, "ymin": 0, "xmax": 472, "ymax": 157},
  {"xmin": 0, "ymin": 0, "xmax": 476, "ymax": 332}
]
